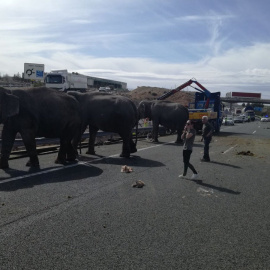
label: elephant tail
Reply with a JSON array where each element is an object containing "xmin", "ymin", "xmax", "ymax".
[{"xmin": 135, "ymin": 118, "xmax": 138, "ymax": 145}]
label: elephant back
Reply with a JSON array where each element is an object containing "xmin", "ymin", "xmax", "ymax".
[
  {"xmin": 152, "ymin": 101, "xmax": 189, "ymax": 130},
  {"xmin": 11, "ymin": 87, "xmax": 81, "ymax": 138}
]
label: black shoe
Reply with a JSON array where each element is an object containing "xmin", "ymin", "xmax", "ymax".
[{"xmin": 200, "ymin": 158, "xmax": 210, "ymax": 162}]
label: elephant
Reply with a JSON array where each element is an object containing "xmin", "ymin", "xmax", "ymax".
[
  {"xmin": 0, "ymin": 87, "xmax": 81, "ymax": 169},
  {"xmin": 138, "ymin": 100, "xmax": 189, "ymax": 143},
  {"xmin": 68, "ymin": 91, "xmax": 138, "ymax": 158}
]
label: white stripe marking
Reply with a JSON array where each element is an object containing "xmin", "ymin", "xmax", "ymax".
[
  {"xmin": 2, "ymin": 141, "xmax": 175, "ymax": 182},
  {"xmin": 252, "ymin": 130, "xmax": 256, "ymax": 134},
  {"xmin": 223, "ymin": 144, "xmax": 238, "ymax": 154}
]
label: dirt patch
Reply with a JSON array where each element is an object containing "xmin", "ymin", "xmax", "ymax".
[
  {"xmin": 120, "ymin": 86, "xmax": 195, "ymax": 105},
  {"xmin": 237, "ymin": 151, "xmax": 254, "ymax": 156},
  {"xmin": 215, "ymin": 136, "xmax": 270, "ymax": 161}
]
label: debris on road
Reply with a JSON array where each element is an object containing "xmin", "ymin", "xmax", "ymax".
[
  {"xmin": 132, "ymin": 180, "xmax": 145, "ymax": 188},
  {"xmin": 121, "ymin": 165, "xmax": 133, "ymax": 173},
  {"xmin": 237, "ymin": 151, "xmax": 254, "ymax": 156}
]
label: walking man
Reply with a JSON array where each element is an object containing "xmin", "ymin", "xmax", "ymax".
[
  {"xmin": 179, "ymin": 120, "xmax": 198, "ymax": 179},
  {"xmin": 201, "ymin": 116, "xmax": 214, "ymax": 162}
]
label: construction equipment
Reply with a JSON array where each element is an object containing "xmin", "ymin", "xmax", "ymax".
[{"xmin": 157, "ymin": 79, "xmax": 222, "ymax": 132}]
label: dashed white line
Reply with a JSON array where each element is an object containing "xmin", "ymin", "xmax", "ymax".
[{"xmin": 223, "ymin": 144, "xmax": 238, "ymax": 154}]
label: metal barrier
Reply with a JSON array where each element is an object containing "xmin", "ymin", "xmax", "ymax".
[{"xmin": 0, "ymin": 127, "xmax": 158, "ymax": 148}]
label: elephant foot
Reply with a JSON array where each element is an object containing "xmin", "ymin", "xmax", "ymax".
[
  {"xmin": 66, "ymin": 158, "xmax": 78, "ymax": 163},
  {"xmin": 86, "ymin": 150, "xmax": 96, "ymax": 155},
  {"xmin": 55, "ymin": 158, "xmax": 67, "ymax": 165},
  {"xmin": 120, "ymin": 153, "xmax": 130, "ymax": 158},
  {"xmin": 0, "ymin": 159, "xmax": 9, "ymax": 169},
  {"xmin": 66, "ymin": 153, "xmax": 78, "ymax": 161},
  {"xmin": 26, "ymin": 158, "xmax": 40, "ymax": 167},
  {"xmin": 130, "ymin": 147, "xmax": 137, "ymax": 153}
]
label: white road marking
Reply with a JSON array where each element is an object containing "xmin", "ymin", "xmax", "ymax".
[
  {"xmin": 223, "ymin": 144, "xmax": 238, "ymax": 154},
  {"xmin": 252, "ymin": 130, "xmax": 256, "ymax": 134},
  {"xmin": 197, "ymin": 187, "xmax": 214, "ymax": 197},
  {"xmin": 1, "ymin": 141, "xmax": 175, "ymax": 182}
]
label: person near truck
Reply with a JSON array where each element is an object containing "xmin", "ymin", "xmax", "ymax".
[
  {"xmin": 179, "ymin": 120, "xmax": 198, "ymax": 179},
  {"xmin": 201, "ymin": 116, "xmax": 214, "ymax": 162}
]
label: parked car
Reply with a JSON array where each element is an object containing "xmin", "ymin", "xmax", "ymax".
[
  {"xmin": 234, "ymin": 115, "xmax": 244, "ymax": 123},
  {"xmin": 222, "ymin": 117, "xmax": 234, "ymax": 125},
  {"xmin": 261, "ymin": 117, "xmax": 270, "ymax": 122},
  {"xmin": 99, "ymin": 86, "xmax": 111, "ymax": 92},
  {"xmin": 241, "ymin": 114, "xmax": 249, "ymax": 122}
]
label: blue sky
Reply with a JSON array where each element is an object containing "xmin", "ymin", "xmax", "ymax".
[{"xmin": 1, "ymin": 0, "xmax": 270, "ymax": 98}]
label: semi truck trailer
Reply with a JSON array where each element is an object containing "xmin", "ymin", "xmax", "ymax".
[{"xmin": 45, "ymin": 70, "xmax": 88, "ymax": 92}]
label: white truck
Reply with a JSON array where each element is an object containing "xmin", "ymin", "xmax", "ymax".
[{"xmin": 45, "ymin": 70, "xmax": 88, "ymax": 92}]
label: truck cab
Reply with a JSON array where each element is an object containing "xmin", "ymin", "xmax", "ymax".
[
  {"xmin": 45, "ymin": 70, "xmax": 87, "ymax": 92},
  {"xmin": 45, "ymin": 74, "xmax": 68, "ymax": 91}
]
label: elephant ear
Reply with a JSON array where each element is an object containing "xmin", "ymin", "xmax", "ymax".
[{"xmin": 2, "ymin": 92, "xmax": 19, "ymax": 121}]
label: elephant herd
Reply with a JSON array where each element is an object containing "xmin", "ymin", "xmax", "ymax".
[{"xmin": 0, "ymin": 87, "xmax": 189, "ymax": 169}]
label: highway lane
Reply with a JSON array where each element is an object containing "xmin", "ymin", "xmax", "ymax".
[
  {"xmin": 220, "ymin": 119, "xmax": 270, "ymax": 139},
  {"xmin": 0, "ymin": 120, "xmax": 270, "ymax": 269}
]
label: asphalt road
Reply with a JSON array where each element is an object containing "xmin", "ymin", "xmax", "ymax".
[{"xmin": 0, "ymin": 121, "xmax": 270, "ymax": 270}]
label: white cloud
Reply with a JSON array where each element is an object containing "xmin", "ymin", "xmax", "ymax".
[
  {"xmin": 0, "ymin": 0, "xmax": 269, "ymax": 99},
  {"xmin": 176, "ymin": 14, "xmax": 234, "ymax": 22},
  {"xmin": 1, "ymin": 43, "xmax": 270, "ymax": 98}
]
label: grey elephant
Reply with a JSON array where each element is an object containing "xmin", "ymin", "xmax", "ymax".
[
  {"xmin": 0, "ymin": 87, "xmax": 81, "ymax": 169},
  {"xmin": 138, "ymin": 100, "xmax": 189, "ymax": 143},
  {"xmin": 68, "ymin": 91, "xmax": 138, "ymax": 158}
]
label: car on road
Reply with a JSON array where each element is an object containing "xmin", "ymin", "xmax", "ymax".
[
  {"xmin": 241, "ymin": 114, "xmax": 249, "ymax": 122},
  {"xmin": 222, "ymin": 116, "xmax": 234, "ymax": 125},
  {"xmin": 261, "ymin": 117, "xmax": 270, "ymax": 122},
  {"xmin": 99, "ymin": 86, "xmax": 111, "ymax": 92},
  {"xmin": 234, "ymin": 115, "xmax": 244, "ymax": 123}
]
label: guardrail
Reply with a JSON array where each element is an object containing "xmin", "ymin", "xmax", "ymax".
[{"xmin": 0, "ymin": 126, "xmax": 166, "ymax": 150}]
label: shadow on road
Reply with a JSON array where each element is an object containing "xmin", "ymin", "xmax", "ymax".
[
  {"xmin": 189, "ymin": 179, "xmax": 241, "ymax": 195},
  {"xmin": 209, "ymin": 160, "xmax": 241, "ymax": 169},
  {"xmin": 216, "ymin": 131, "xmax": 251, "ymax": 137},
  {"xmin": 91, "ymin": 155, "xmax": 165, "ymax": 168},
  {"xmin": 0, "ymin": 164, "xmax": 103, "ymax": 192}
]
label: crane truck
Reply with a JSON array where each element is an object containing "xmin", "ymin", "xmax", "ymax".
[{"xmin": 157, "ymin": 79, "xmax": 222, "ymax": 133}]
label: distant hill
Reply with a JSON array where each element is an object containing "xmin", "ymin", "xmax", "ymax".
[{"xmin": 119, "ymin": 86, "xmax": 196, "ymax": 106}]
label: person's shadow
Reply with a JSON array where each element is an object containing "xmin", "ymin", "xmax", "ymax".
[
  {"xmin": 209, "ymin": 161, "xmax": 241, "ymax": 169},
  {"xmin": 189, "ymin": 179, "xmax": 241, "ymax": 195}
]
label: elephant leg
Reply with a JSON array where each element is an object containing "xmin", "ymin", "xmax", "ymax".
[
  {"xmin": 129, "ymin": 135, "xmax": 137, "ymax": 153},
  {"xmin": 55, "ymin": 138, "xmax": 68, "ymax": 165},
  {"xmin": 120, "ymin": 133, "xmax": 131, "ymax": 158},
  {"xmin": 20, "ymin": 129, "xmax": 40, "ymax": 167},
  {"xmin": 175, "ymin": 130, "xmax": 183, "ymax": 143},
  {"xmin": 72, "ymin": 124, "xmax": 87, "ymax": 156},
  {"xmin": 86, "ymin": 127, "xmax": 98, "ymax": 155},
  {"xmin": 152, "ymin": 123, "xmax": 159, "ymax": 142},
  {"xmin": 0, "ymin": 126, "xmax": 17, "ymax": 169},
  {"xmin": 66, "ymin": 141, "xmax": 78, "ymax": 162}
]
